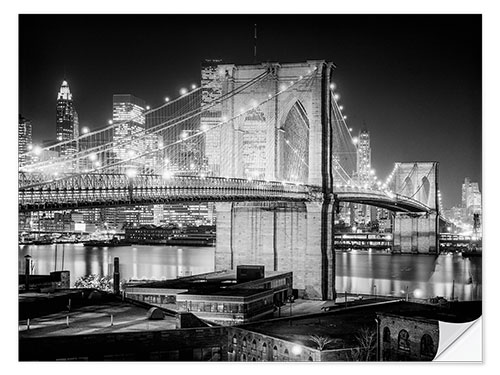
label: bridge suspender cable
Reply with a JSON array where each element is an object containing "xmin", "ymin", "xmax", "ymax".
[
  {"xmin": 20, "ymin": 70, "xmax": 320, "ymax": 189},
  {"xmin": 20, "ymin": 71, "xmax": 272, "ymax": 171}
]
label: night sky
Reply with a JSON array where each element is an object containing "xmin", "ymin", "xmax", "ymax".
[{"xmin": 18, "ymin": 14, "xmax": 482, "ymax": 207}]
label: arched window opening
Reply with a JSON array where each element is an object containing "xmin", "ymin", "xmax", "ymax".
[
  {"xmin": 398, "ymin": 330, "xmax": 410, "ymax": 352},
  {"xmin": 421, "ymin": 176, "xmax": 431, "ymax": 206},
  {"xmin": 283, "ymin": 348, "xmax": 289, "ymax": 360},
  {"xmin": 279, "ymin": 100, "xmax": 310, "ymax": 183},
  {"xmin": 383, "ymin": 327, "xmax": 391, "ymax": 343},
  {"xmin": 420, "ymin": 334, "xmax": 435, "ymax": 357},
  {"xmin": 403, "ymin": 177, "xmax": 414, "ymax": 197}
]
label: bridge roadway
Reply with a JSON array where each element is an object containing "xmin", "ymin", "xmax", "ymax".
[{"xmin": 18, "ymin": 173, "xmax": 431, "ymax": 213}]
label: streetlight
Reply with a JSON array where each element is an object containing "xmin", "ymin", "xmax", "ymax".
[
  {"xmin": 288, "ymin": 295, "xmax": 294, "ymax": 316},
  {"xmin": 126, "ymin": 168, "xmax": 137, "ymax": 179},
  {"xmin": 291, "ymin": 344, "xmax": 302, "ymax": 359},
  {"xmin": 81, "ymin": 126, "xmax": 90, "ymax": 134},
  {"xmin": 162, "ymin": 170, "xmax": 173, "ymax": 180},
  {"xmin": 404, "ymin": 285, "xmax": 409, "ymax": 301},
  {"xmin": 374, "ymin": 318, "xmax": 380, "ymax": 361},
  {"xmin": 33, "ymin": 145, "xmax": 42, "ymax": 156}
]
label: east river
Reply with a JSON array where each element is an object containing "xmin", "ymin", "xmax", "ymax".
[{"xmin": 19, "ymin": 244, "xmax": 482, "ymax": 301}]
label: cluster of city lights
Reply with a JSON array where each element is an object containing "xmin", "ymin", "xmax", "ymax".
[
  {"xmin": 23, "ymin": 64, "xmax": 414, "ymax": 203},
  {"xmin": 328, "ymin": 83, "xmax": 400, "ymax": 196},
  {"xmin": 437, "ymin": 190, "xmax": 444, "ymax": 213},
  {"xmin": 331, "ymin": 84, "xmax": 348, "ymax": 122},
  {"xmin": 23, "ymin": 66, "xmax": 321, "ymax": 176},
  {"xmin": 383, "ymin": 163, "xmax": 399, "ymax": 190}
]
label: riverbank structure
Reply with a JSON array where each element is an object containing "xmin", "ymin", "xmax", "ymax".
[{"xmin": 123, "ymin": 266, "xmax": 292, "ymax": 325}]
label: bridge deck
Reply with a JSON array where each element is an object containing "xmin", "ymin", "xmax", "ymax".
[{"xmin": 18, "ymin": 173, "xmax": 431, "ymax": 213}]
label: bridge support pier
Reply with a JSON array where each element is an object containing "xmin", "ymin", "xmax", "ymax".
[
  {"xmin": 214, "ymin": 200, "xmax": 336, "ymax": 300},
  {"xmin": 393, "ymin": 212, "xmax": 438, "ymax": 254}
]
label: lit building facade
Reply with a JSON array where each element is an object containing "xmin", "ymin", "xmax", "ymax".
[
  {"xmin": 356, "ymin": 129, "xmax": 371, "ymax": 185},
  {"xmin": 162, "ymin": 203, "xmax": 215, "ymax": 227},
  {"xmin": 18, "ymin": 114, "xmax": 32, "ymax": 166},
  {"xmin": 461, "ymin": 178, "xmax": 482, "ymax": 234},
  {"xmin": 242, "ymin": 109, "xmax": 267, "ymax": 179},
  {"xmin": 124, "ymin": 268, "xmax": 292, "ymax": 326},
  {"xmin": 112, "ymin": 94, "xmax": 147, "ymax": 169},
  {"xmin": 461, "ymin": 178, "xmax": 482, "ymax": 218},
  {"xmin": 201, "ymin": 59, "xmax": 223, "ymax": 175},
  {"xmin": 56, "ymin": 80, "xmax": 78, "ymax": 155}
]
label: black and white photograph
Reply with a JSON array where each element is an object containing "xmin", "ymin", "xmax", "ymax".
[{"xmin": 10, "ymin": 4, "xmax": 491, "ymax": 366}]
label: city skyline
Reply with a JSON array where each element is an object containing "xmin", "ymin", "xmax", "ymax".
[
  {"xmin": 19, "ymin": 14, "xmax": 481, "ymax": 207},
  {"xmin": 16, "ymin": 11, "xmax": 484, "ymax": 363}
]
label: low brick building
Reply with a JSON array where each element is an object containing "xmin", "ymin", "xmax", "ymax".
[
  {"xmin": 226, "ymin": 300, "xmax": 481, "ymax": 362},
  {"xmin": 378, "ymin": 313, "xmax": 439, "ymax": 361},
  {"xmin": 227, "ymin": 326, "xmax": 351, "ymax": 361}
]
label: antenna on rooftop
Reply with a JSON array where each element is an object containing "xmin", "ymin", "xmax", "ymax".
[{"xmin": 254, "ymin": 24, "xmax": 257, "ymax": 63}]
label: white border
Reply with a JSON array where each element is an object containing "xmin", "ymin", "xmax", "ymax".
[{"xmin": 3, "ymin": 1, "xmax": 498, "ymax": 373}]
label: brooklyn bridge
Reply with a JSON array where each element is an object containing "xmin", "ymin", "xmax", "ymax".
[{"xmin": 19, "ymin": 60, "xmax": 445, "ymax": 300}]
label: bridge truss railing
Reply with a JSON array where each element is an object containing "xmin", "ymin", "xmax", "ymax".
[
  {"xmin": 333, "ymin": 184, "xmax": 431, "ymax": 212},
  {"xmin": 18, "ymin": 173, "xmax": 324, "ymax": 211}
]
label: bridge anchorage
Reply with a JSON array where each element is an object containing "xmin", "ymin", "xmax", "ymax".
[{"xmin": 19, "ymin": 60, "xmax": 438, "ymax": 300}]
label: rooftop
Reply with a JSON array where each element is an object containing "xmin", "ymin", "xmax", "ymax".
[
  {"xmin": 19, "ymin": 291, "xmax": 179, "ymax": 338},
  {"xmin": 237, "ymin": 300, "xmax": 481, "ymax": 350},
  {"xmin": 126, "ymin": 269, "xmax": 290, "ymax": 293}
]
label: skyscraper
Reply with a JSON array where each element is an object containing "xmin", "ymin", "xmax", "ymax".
[
  {"xmin": 462, "ymin": 177, "xmax": 482, "ymax": 219},
  {"xmin": 356, "ymin": 129, "xmax": 371, "ymax": 184},
  {"xmin": 200, "ymin": 59, "xmax": 223, "ymax": 175},
  {"xmin": 18, "ymin": 114, "xmax": 32, "ymax": 165},
  {"xmin": 56, "ymin": 80, "xmax": 79, "ymax": 155},
  {"xmin": 110, "ymin": 94, "xmax": 163, "ymax": 228},
  {"xmin": 112, "ymin": 94, "xmax": 147, "ymax": 169}
]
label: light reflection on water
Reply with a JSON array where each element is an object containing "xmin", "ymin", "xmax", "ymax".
[
  {"xmin": 335, "ymin": 250, "xmax": 481, "ymax": 301},
  {"xmin": 19, "ymin": 244, "xmax": 216, "ymax": 285},
  {"xmin": 19, "ymin": 245, "xmax": 481, "ymax": 301}
]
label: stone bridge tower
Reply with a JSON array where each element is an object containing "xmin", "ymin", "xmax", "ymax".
[
  {"xmin": 391, "ymin": 162, "xmax": 440, "ymax": 253},
  {"xmin": 214, "ymin": 61, "xmax": 338, "ymax": 300}
]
